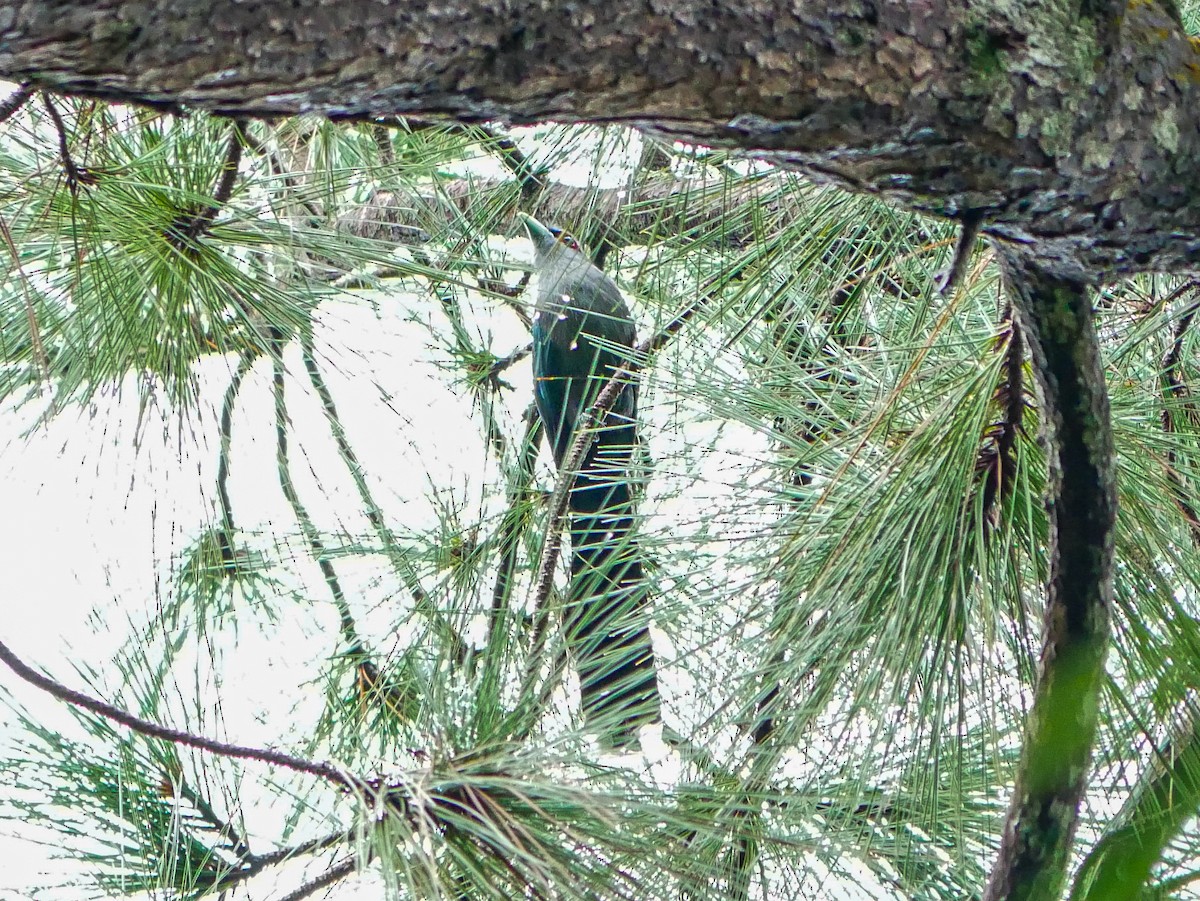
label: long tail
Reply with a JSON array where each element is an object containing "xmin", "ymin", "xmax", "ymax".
[{"xmin": 565, "ymin": 426, "xmax": 660, "ymax": 748}]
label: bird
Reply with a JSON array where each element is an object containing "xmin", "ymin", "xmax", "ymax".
[{"xmin": 519, "ymin": 211, "xmax": 660, "ymax": 749}]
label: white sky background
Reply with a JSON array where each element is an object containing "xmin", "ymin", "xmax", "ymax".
[{"xmin": 0, "ymin": 120, "xmax": 827, "ymax": 899}]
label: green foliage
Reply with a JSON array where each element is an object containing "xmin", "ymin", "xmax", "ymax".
[{"xmin": 0, "ymin": 96, "xmax": 1199, "ymax": 901}]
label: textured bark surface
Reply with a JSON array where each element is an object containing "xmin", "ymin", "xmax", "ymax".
[
  {"xmin": 0, "ymin": 0, "xmax": 1198, "ymax": 282},
  {"xmin": 989, "ymin": 249, "xmax": 1117, "ymax": 901}
]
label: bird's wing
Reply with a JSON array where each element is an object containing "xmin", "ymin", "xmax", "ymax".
[{"xmin": 532, "ymin": 311, "xmax": 582, "ymax": 467}]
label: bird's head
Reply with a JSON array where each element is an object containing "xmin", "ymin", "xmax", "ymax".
[{"xmin": 518, "ymin": 212, "xmax": 583, "ymax": 263}]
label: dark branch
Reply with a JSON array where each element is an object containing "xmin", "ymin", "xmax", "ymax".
[
  {"xmin": 215, "ymin": 352, "xmax": 256, "ymax": 564},
  {"xmin": 0, "ymin": 212, "xmax": 49, "ymax": 379},
  {"xmin": 41, "ymin": 92, "xmax": 95, "ymax": 193},
  {"xmin": 276, "ymin": 856, "xmax": 358, "ymax": 901},
  {"xmin": 937, "ymin": 210, "xmax": 985, "ymax": 296},
  {"xmin": 206, "ymin": 830, "xmax": 353, "ymax": 896},
  {"xmin": 0, "ymin": 83, "xmax": 32, "ymax": 126},
  {"xmin": 978, "ymin": 303, "xmax": 1025, "ymax": 530},
  {"xmin": 1160, "ymin": 288, "xmax": 1200, "ymax": 546},
  {"xmin": 174, "ymin": 119, "xmax": 245, "ymax": 245},
  {"xmin": 272, "ymin": 339, "xmax": 377, "ymax": 680},
  {"xmin": 985, "ymin": 248, "xmax": 1116, "ymax": 901},
  {"xmin": 474, "ymin": 124, "xmax": 548, "ymax": 198},
  {"xmin": 0, "ymin": 635, "xmax": 366, "ymax": 792}
]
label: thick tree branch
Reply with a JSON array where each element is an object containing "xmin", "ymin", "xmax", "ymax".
[
  {"xmin": 339, "ymin": 173, "xmax": 799, "ymax": 256},
  {"xmin": 7, "ymin": 1, "xmax": 1200, "ymax": 280},
  {"xmin": 986, "ymin": 248, "xmax": 1116, "ymax": 901}
]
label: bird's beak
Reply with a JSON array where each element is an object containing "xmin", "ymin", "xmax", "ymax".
[{"xmin": 517, "ymin": 212, "xmax": 555, "ymax": 251}]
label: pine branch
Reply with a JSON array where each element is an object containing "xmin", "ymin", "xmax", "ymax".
[
  {"xmin": 276, "ymin": 856, "xmax": 358, "ymax": 901},
  {"xmin": 215, "ymin": 352, "xmax": 256, "ymax": 564},
  {"xmin": 0, "ymin": 635, "xmax": 368, "ymax": 792},
  {"xmin": 985, "ymin": 249, "xmax": 1116, "ymax": 901},
  {"xmin": 485, "ymin": 407, "xmax": 543, "ymax": 660},
  {"xmin": 371, "ymin": 124, "xmax": 396, "ymax": 168},
  {"xmin": 978, "ymin": 302, "xmax": 1026, "ymax": 531},
  {"xmin": 0, "ymin": 211, "xmax": 49, "ymax": 380},
  {"xmin": 172, "ymin": 775, "xmax": 253, "ymax": 860},
  {"xmin": 206, "ymin": 830, "xmax": 353, "ymax": 895},
  {"xmin": 272, "ymin": 341, "xmax": 377, "ymax": 677},
  {"xmin": 936, "ymin": 209, "xmax": 985, "ymax": 297},
  {"xmin": 240, "ymin": 126, "xmax": 325, "ymax": 221},
  {"xmin": 41, "ymin": 92, "xmax": 96, "ymax": 193},
  {"xmin": 473, "ymin": 124, "xmax": 549, "ymax": 199},
  {"xmin": 177, "ymin": 118, "xmax": 245, "ymax": 244},
  {"xmin": 485, "ymin": 342, "xmax": 534, "ymax": 386}
]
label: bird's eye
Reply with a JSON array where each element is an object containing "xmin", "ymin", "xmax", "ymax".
[{"xmin": 548, "ymin": 225, "xmax": 581, "ymax": 252}]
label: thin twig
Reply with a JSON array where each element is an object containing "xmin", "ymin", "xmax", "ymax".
[
  {"xmin": 276, "ymin": 856, "xmax": 358, "ymax": 901},
  {"xmin": 241, "ymin": 127, "xmax": 324, "ymax": 221},
  {"xmin": 298, "ymin": 325, "xmax": 469, "ymax": 678},
  {"xmin": 272, "ymin": 339, "xmax": 374, "ymax": 674},
  {"xmin": 0, "ymin": 84, "xmax": 33, "ymax": 127},
  {"xmin": 41, "ymin": 92, "xmax": 93, "ymax": 193},
  {"xmin": 206, "ymin": 830, "xmax": 354, "ymax": 895},
  {"xmin": 170, "ymin": 776, "xmax": 253, "ymax": 860},
  {"xmin": 216, "ymin": 352, "xmax": 256, "ymax": 561},
  {"xmin": 475, "ymin": 124, "xmax": 548, "ymax": 198},
  {"xmin": 487, "ymin": 342, "xmax": 533, "ymax": 384},
  {"xmin": 485, "ymin": 408, "xmax": 543, "ymax": 655},
  {"xmin": 0, "ymin": 212, "xmax": 50, "ymax": 379},
  {"xmin": 177, "ymin": 119, "xmax": 245, "ymax": 244},
  {"xmin": 1160, "ymin": 293, "xmax": 1200, "ymax": 545},
  {"xmin": 0, "ymin": 635, "xmax": 365, "ymax": 792}
]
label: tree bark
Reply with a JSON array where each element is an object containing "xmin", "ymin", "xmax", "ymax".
[
  {"xmin": 1, "ymin": 0, "xmax": 1198, "ymax": 281},
  {"xmin": 988, "ymin": 248, "xmax": 1117, "ymax": 901}
]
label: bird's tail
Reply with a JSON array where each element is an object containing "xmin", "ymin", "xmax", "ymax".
[{"xmin": 566, "ymin": 441, "xmax": 660, "ymax": 749}]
